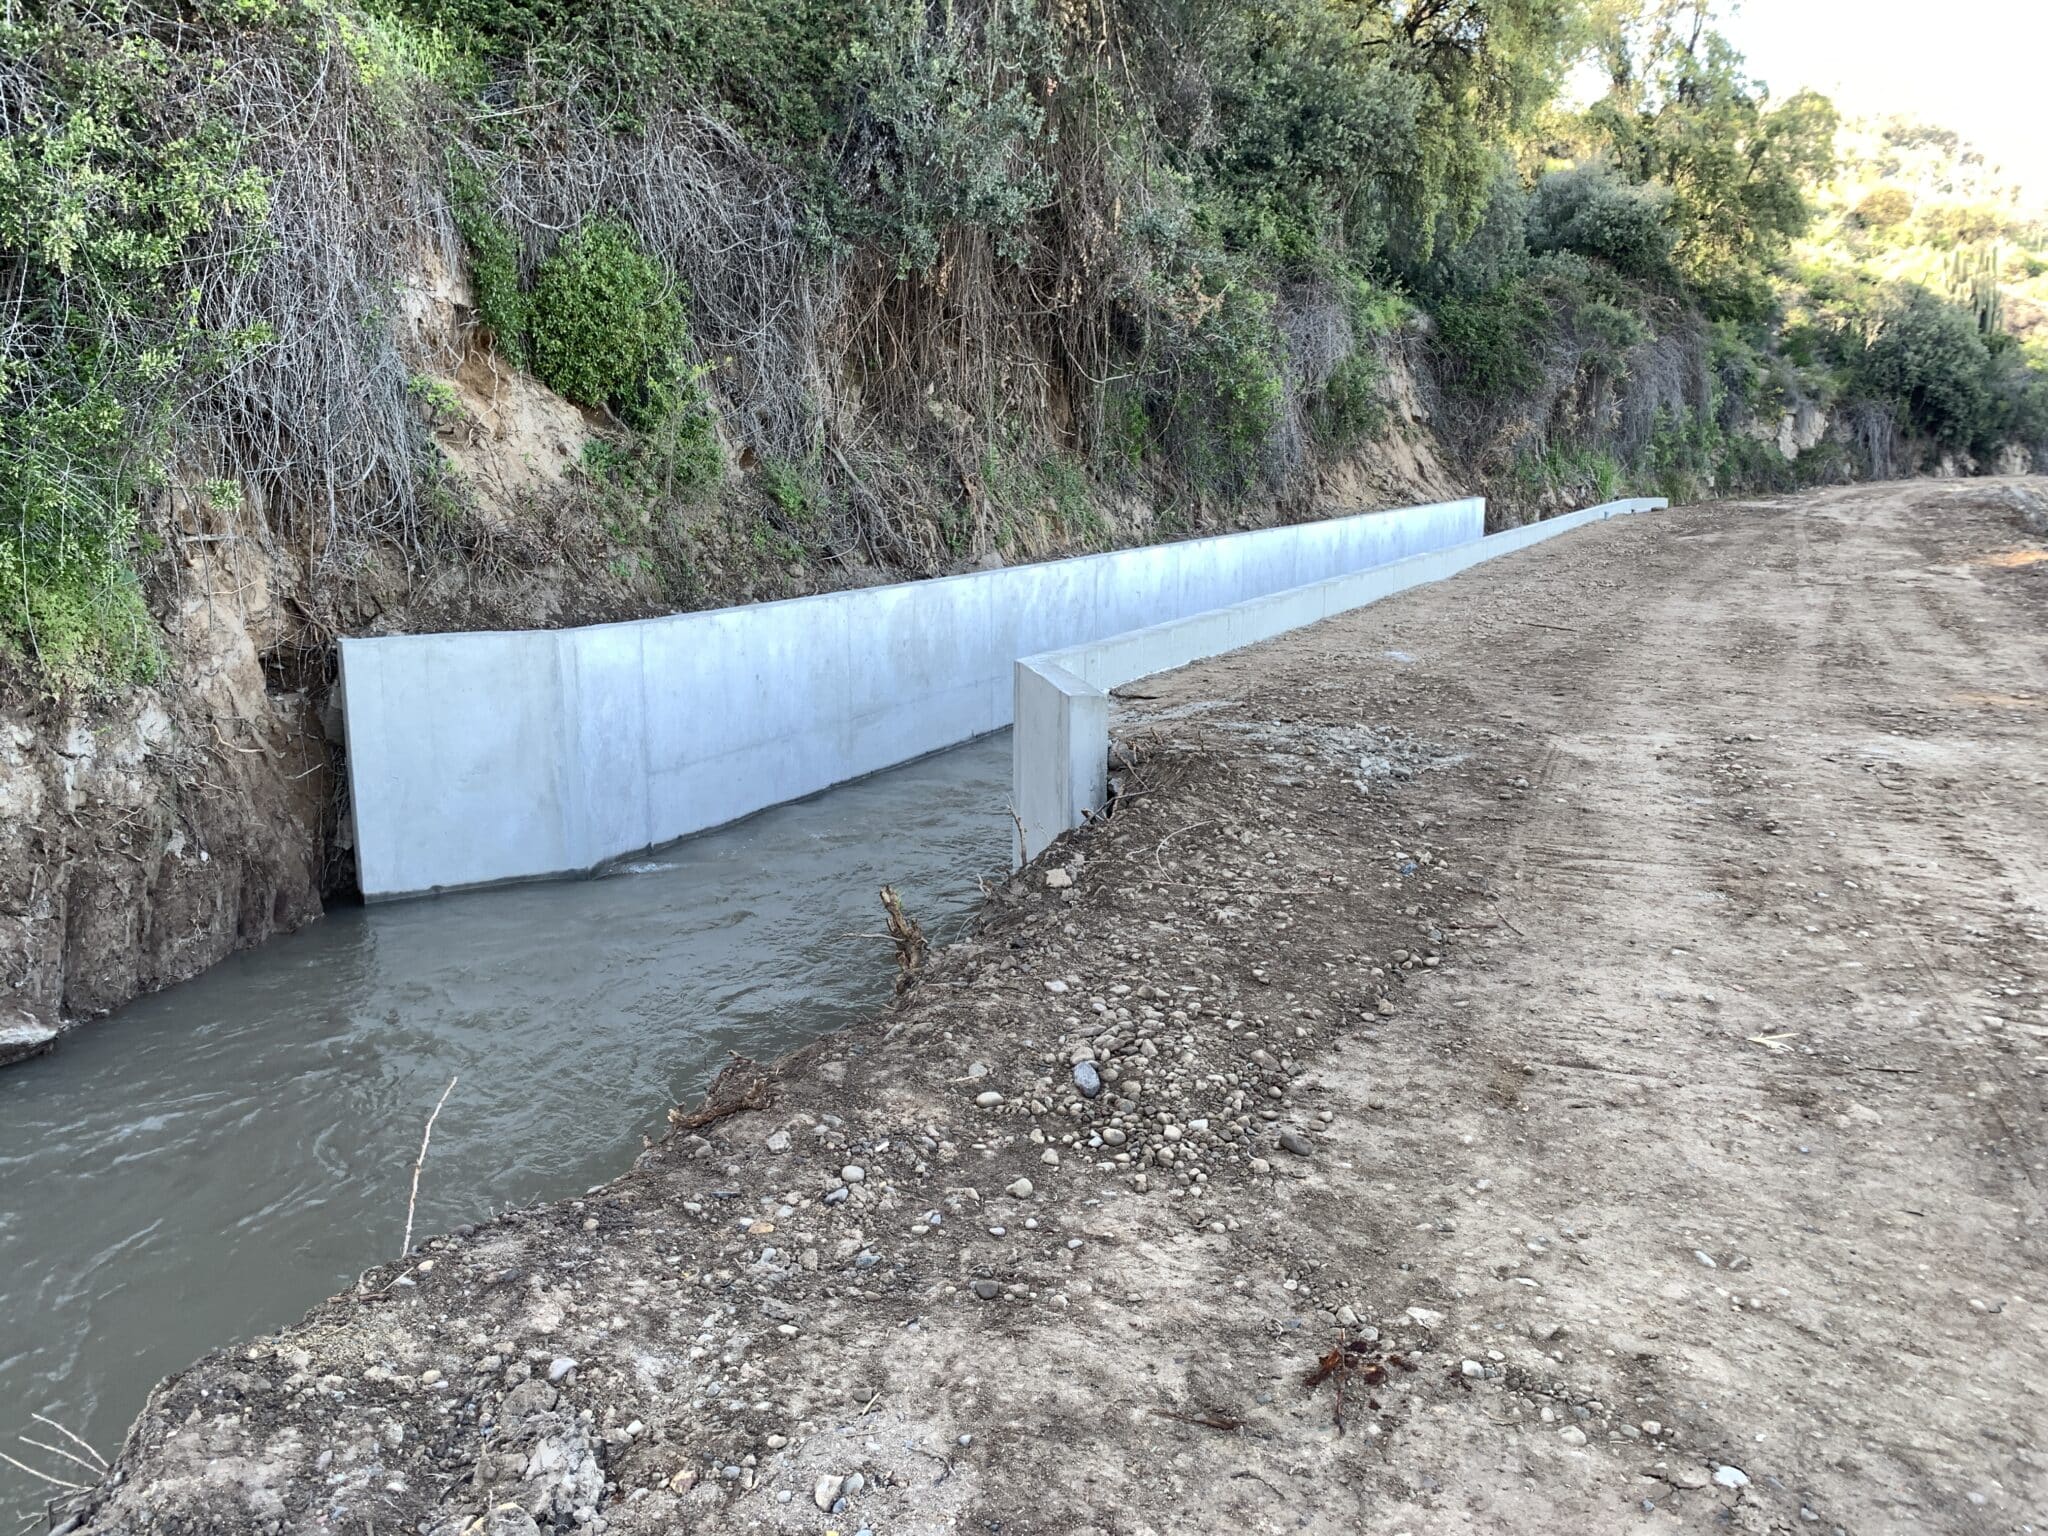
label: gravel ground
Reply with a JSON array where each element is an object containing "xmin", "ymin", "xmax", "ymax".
[{"xmin": 52, "ymin": 478, "xmax": 2047, "ymax": 1536}]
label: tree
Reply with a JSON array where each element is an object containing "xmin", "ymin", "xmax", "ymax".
[
  {"xmin": 1140, "ymin": 0, "xmax": 1580, "ymax": 272},
  {"xmin": 1526, "ymin": 162, "xmax": 1675, "ymax": 280},
  {"xmin": 1576, "ymin": 0, "xmax": 1836, "ymax": 318},
  {"xmin": 1855, "ymin": 285, "xmax": 1992, "ymax": 450}
]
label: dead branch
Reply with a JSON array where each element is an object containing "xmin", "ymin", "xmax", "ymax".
[
  {"xmin": 879, "ymin": 885, "xmax": 928, "ymax": 992},
  {"xmin": 1149, "ymin": 1408, "xmax": 1248, "ymax": 1433},
  {"xmin": 400, "ymin": 1076, "xmax": 457, "ymax": 1259},
  {"xmin": 668, "ymin": 1054, "xmax": 775, "ymax": 1131}
]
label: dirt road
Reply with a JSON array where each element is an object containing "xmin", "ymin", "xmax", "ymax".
[{"xmin": 68, "ymin": 480, "xmax": 2046, "ymax": 1535}]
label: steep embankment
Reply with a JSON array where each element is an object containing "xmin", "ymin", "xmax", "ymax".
[{"xmin": 59, "ymin": 480, "xmax": 2048, "ymax": 1535}]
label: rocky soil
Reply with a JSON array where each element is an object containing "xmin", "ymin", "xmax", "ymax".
[{"xmin": 43, "ymin": 478, "xmax": 2048, "ymax": 1534}]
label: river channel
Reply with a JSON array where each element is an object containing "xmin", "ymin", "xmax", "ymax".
[{"xmin": 0, "ymin": 733, "xmax": 1011, "ymax": 1512}]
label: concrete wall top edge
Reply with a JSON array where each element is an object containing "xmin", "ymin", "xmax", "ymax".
[
  {"xmin": 334, "ymin": 496, "xmax": 1483, "ymax": 651},
  {"xmin": 1007, "ymin": 494, "xmax": 1667, "ymax": 863},
  {"xmin": 1021, "ymin": 496, "xmax": 1666, "ymax": 692}
]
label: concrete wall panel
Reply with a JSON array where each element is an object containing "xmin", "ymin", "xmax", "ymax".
[
  {"xmin": 1011, "ymin": 497, "xmax": 1667, "ymax": 861},
  {"xmin": 342, "ymin": 497, "xmax": 1485, "ymax": 898}
]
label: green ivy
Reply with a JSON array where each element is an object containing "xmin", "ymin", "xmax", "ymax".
[{"xmin": 448, "ymin": 159, "xmax": 528, "ymax": 365}]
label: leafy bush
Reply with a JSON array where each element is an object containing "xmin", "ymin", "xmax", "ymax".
[
  {"xmin": 1851, "ymin": 187, "xmax": 1913, "ymax": 230},
  {"xmin": 0, "ymin": 390, "xmax": 161, "ymax": 688},
  {"xmin": 1527, "ymin": 165, "xmax": 1675, "ymax": 283},
  {"xmin": 760, "ymin": 459, "xmax": 820, "ymax": 523},
  {"xmin": 576, "ymin": 405, "xmax": 722, "ymax": 526},
  {"xmin": 1574, "ymin": 299, "xmax": 1648, "ymax": 357},
  {"xmin": 982, "ymin": 445, "xmax": 1107, "ymax": 550},
  {"xmin": 1508, "ymin": 443, "xmax": 1621, "ymax": 504},
  {"xmin": 0, "ymin": 12, "xmax": 270, "ymax": 686},
  {"xmin": 1647, "ymin": 407, "xmax": 1726, "ymax": 503},
  {"xmin": 1310, "ymin": 271, "xmax": 1405, "ymax": 447},
  {"xmin": 1311, "ymin": 352, "xmax": 1387, "ymax": 448},
  {"xmin": 1423, "ymin": 163, "xmax": 1531, "ymax": 297},
  {"xmin": 1188, "ymin": 0, "xmax": 1425, "ymax": 266},
  {"xmin": 1429, "ymin": 281, "xmax": 1550, "ymax": 402},
  {"xmin": 1164, "ymin": 275, "xmax": 1286, "ymax": 489},
  {"xmin": 528, "ymin": 221, "xmax": 697, "ymax": 432},
  {"xmin": 1854, "ymin": 286, "xmax": 1992, "ymax": 451},
  {"xmin": 637, "ymin": 395, "xmax": 724, "ymax": 496},
  {"xmin": 1144, "ymin": 0, "xmax": 1572, "ymax": 280},
  {"xmin": 372, "ymin": 0, "xmax": 862, "ymax": 143},
  {"xmin": 1984, "ymin": 342, "xmax": 2048, "ymax": 455},
  {"xmin": 1582, "ymin": 16, "xmax": 1836, "ymax": 323},
  {"xmin": 835, "ymin": 0, "xmax": 1057, "ymax": 275}
]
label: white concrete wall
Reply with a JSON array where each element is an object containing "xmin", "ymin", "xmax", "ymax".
[
  {"xmin": 1011, "ymin": 497, "xmax": 1667, "ymax": 861},
  {"xmin": 342, "ymin": 497, "xmax": 1483, "ymax": 898}
]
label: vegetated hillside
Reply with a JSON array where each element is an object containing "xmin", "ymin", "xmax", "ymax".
[{"xmin": 2, "ymin": 0, "xmax": 2045, "ymax": 1041}]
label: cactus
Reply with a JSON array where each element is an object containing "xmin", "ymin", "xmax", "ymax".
[{"xmin": 1944, "ymin": 242, "xmax": 2005, "ymax": 336}]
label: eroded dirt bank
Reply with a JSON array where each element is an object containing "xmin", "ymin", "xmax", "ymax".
[{"xmin": 62, "ymin": 480, "xmax": 2045, "ymax": 1535}]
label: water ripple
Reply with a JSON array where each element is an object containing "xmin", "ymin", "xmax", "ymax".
[{"xmin": 0, "ymin": 731, "xmax": 1008, "ymax": 1510}]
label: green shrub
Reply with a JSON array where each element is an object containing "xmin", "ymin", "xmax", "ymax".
[
  {"xmin": 1429, "ymin": 281, "xmax": 1550, "ymax": 402},
  {"xmin": 336, "ymin": 4, "xmax": 487, "ymax": 109},
  {"xmin": 1984, "ymin": 342, "xmax": 2048, "ymax": 454},
  {"xmin": 0, "ymin": 391, "xmax": 161, "ymax": 688},
  {"xmin": 1308, "ymin": 271, "xmax": 1407, "ymax": 447},
  {"xmin": 1647, "ymin": 408, "xmax": 1725, "ymax": 503},
  {"xmin": 1311, "ymin": 352, "xmax": 1387, "ymax": 448},
  {"xmin": 1166, "ymin": 276, "xmax": 1286, "ymax": 489},
  {"xmin": 1340, "ymin": 270, "xmax": 1413, "ymax": 339},
  {"xmin": 576, "ymin": 407, "xmax": 722, "ymax": 530},
  {"xmin": 1574, "ymin": 299, "xmax": 1647, "ymax": 359},
  {"xmin": 1853, "ymin": 286, "xmax": 1992, "ymax": 451},
  {"xmin": 760, "ymin": 459, "xmax": 820, "ymax": 523},
  {"xmin": 1176, "ymin": 0, "xmax": 1571, "ymax": 279},
  {"xmin": 371, "ymin": 0, "xmax": 862, "ymax": 143},
  {"xmin": 1188, "ymin": 0, "xmax": 1422, "ymax": 267},
  {"xmin": 639, "ymin": 398, "xmax": 724, "ymax": 496},
  {"xmin": 1097, "ymin": 385, "xmax": 1152, "ymax": 473},
  {"xmin": 1852, "ymin": 187, "xmax": 1913, "ymax": 231},
  {"xmin": 836, "ymin": 0, "xmax": 1057, "ymax": 275},
  {"xmin": 1527, "ymin": 165, "xmax": 1675, "ymax": 284},
  {"xmin": 529, "ymin": 220, "xmax": 695, "ymax": 432},
  {"xmin": 0, "ymin": 13, "xmax": 268, "ymax": 687},
  {"xmin": 1508, "ymin": 444, "xmax": 1621, "ymax": 504},
  {"xmin": 1423, "ymin": 164, "xmax": 1531, "ymax": 297},
  {"xmin": 980, "ymin": 444, "xmax": 1107, "ymax": 550}
]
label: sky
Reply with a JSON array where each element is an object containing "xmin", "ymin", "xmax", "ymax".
[{"xmin": 1718, "ymin": 0, "xmax": 2048, "ymax": 202}]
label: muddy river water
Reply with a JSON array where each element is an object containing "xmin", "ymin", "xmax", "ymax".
[{"xmin": 0, "ymin": 733, "xmax": 1011, "ymax": 1512}]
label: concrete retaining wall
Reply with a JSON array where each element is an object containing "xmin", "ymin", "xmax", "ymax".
[
  {"xmin": 1011, "ymin": 497, "xmax": 1668, "ymax": 861},
  {"xmin": 342, "ymin": 497, "xmax": 1483, "ymax": 898}
]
